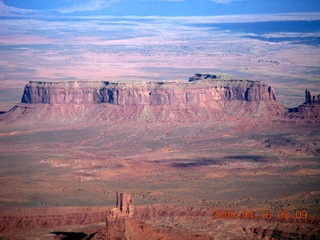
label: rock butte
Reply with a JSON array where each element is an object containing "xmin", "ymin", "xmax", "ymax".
[
  {"xmin": 21, "ymin": 74, "xmax": 277, "ymax": 105},
  {"xmin": 1, "ymin": 73, "xmax": 319, "ymax": 124},
  {"xmin": 106, "ymin": 192, "xmax": 134, "ymax": 226}
]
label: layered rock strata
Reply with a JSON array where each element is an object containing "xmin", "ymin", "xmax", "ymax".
[
  {"xmin": 21, "ymin": 74, "xmax": 277, "ymax": 105},
  {"xmin": 0, "ymin": 74, "xmax": 290, "ymax": 124}
]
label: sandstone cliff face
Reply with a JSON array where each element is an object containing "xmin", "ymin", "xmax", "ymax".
[
  {"xmin": 21, "ymin": 75, "xmax": 277, "ymax": 105},
  {"xmin": 0, "ymin": 74, "xmax": 287, "ymax": 124}
]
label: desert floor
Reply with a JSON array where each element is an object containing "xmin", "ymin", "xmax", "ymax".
[{"xmin": 0, "ymin": 114, "xmax": 319, "ymax": 238}]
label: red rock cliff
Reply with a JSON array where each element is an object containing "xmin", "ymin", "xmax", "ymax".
[
  {"xmin": 0, "ymin": 74, "xmax": 286, "ymax": 124},
  {"xmin": 21, "ymin": 74, "xmax": 277, "ymax": 105}
]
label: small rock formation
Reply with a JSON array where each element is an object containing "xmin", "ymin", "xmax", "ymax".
[
  {"xmin": 305, "ymin": 90, "xmax": 320, "ymax": 104},
  {"xmin": 106, "ymin": 192, "xmax": 134, "ymax": 227},
  {"xmin": 188, "ymin": 73, "xmax": 217, "ymax": 82},
  {"xmin": 286, "ymin": 90, "xmax": 320, "ymax": 120}
]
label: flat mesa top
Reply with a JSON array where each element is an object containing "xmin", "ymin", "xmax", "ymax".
[{"xmin": 27, "ymin": 74, "xmax": 261, "ymax": 88}]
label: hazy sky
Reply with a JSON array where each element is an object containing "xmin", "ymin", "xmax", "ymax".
[{"xmin": 2, "ymin": 0, "xmax": 320, "ymax": 16}]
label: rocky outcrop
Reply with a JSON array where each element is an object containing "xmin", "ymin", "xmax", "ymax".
[
  {"xmin": 188, "ymin": 73, "xmax": 217, "ymax": 81},
  {"xmin": 286, "ymin": 90, "xmax": 320, "ymax": 120},
  {"xmin": 305, "ymin": 90, "xmax": 320, "ymax": 104},
  {"xmin": 21, "ymin": 74, "xmax": 277, "ymax": 105},
  {"xmin": 106, "ymin": 192, "xmax": 134, "ymax": 226}
]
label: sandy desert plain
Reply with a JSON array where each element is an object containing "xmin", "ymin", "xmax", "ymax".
[{"xmin": 0, "ymin": 13, "xmax": 320, "ymax": 239}]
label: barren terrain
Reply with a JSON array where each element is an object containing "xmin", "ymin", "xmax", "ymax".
[
  {"xmin": 0, "ymin": 13, "xmax": 320, "ymax": 239},
  {"xmin": 0, "ymin": 75, "xmax": 319, "ymax": 239}
]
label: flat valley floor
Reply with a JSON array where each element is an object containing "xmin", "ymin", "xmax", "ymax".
[{"xmin": 0, "ymin": 113, "xmax": 319, "ymax": 239}]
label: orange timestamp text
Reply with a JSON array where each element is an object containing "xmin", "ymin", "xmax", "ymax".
[{"xmin": 212, "ymin": 209, "xmax": 308, "ymax": 220}]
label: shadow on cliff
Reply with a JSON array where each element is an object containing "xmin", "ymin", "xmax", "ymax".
[{"xmin": 51, "ymin": 231, "xmax": 97, "ymax": 240}]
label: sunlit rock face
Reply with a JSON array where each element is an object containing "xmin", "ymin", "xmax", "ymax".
[
  {"xmin": 0, "ymin": 74, "xmax": 289, "ymax": 125},
  {"xmin": 21, "ymin": 74, "xmax": 277, "ymax": 105}
]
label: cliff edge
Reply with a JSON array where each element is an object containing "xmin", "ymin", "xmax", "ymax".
[
  {"xmin": 21, "ymin": 74, "xmax": 276, "ymax": 105},
  {"xmin": 1, "ymin": 74, "xmax": 288, "ymax": 124}
]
